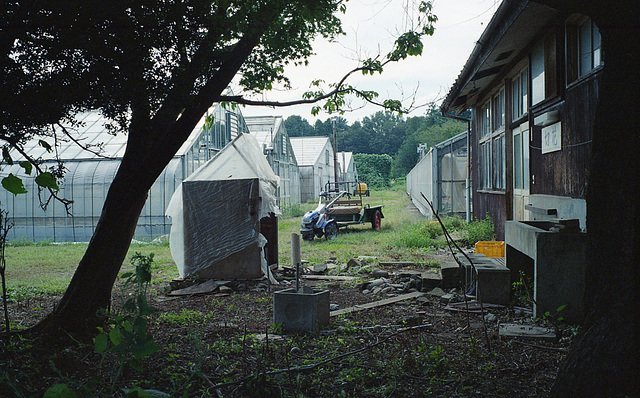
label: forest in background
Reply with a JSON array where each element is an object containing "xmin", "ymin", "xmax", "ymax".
[{"xmin": 283, "ymin": 105, "xmax": 468, "ymax": 187}]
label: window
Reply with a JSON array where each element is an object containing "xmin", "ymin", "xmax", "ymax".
[
  {"xmin": 492, "ymin": 88, "xmax": 505, "ymax": 131},
  {"xmin": 478, "ymin": 87, "xmax": 506, "ymax": 191},
  {"xmin": 579, "ymin": 19, "xmax": 602, "ymax": 77},
  {"xmin": 493, "ymin": 135, "xmax": 505, "ymax": 190},
  {"xmin": 480, "ymin": 102, "xmax": 491, "ymax": 139},
  {"xmin": 530, "ymin": 35, "xmax": 558, "ymax": 106},
  {"xmin": 531, "ymin": 42, "xmax": 545, "ymax": 105},
  {"xmin": 511, "ymin": 68, "xmax": 528, "ymax": 120},
  {"xmin": 566, "ymin": 16, "xmax": 603, "ymax": 83},
  {"xmin": 326, "ymin": 149, "xmax": 330, "ymax": 165}
]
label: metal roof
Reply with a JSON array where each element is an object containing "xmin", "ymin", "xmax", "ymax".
[
  {"xmin": 289, "ymin": 137, "xmax": 331, "ymax": 166},
  {"xmin": 244, "ymin": 115, "xmax": 284, "ymax": 149},
  {"xmin": 441, "ymin": 0, "xmax": 558, "ymax": 114},
  {"xmin": 10, "ymin": 107, "xmax": 222, "ymax": 162}
]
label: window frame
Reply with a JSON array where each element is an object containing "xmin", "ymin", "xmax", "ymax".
[
  {"xmin": 478, "ymin": 86, "xmax": 506, "ymax": 192},
  {"xmin": 511, "ymin": 67, "xmax": 529, "ymax": 121},
  {"xmin": 566, "ymin": 15, "xmax": 603, "ymax": 84}
]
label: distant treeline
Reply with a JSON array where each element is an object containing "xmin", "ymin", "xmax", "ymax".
[{"xmin": 284, "ymin": 105, "xmax": 468, "ymax": 186}]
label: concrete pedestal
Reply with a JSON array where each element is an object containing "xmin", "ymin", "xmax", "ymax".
[
  {"xmin": 273, "ymin": 287, "xmax": 330, "ymax": 332},
  {"xmin": 505, "ymin": 220, "xmax": 586, "ymax": 323}
]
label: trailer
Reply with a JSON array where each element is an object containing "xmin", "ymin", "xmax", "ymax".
[{"xmin": 300, "ymin": 182, "xmax": 384, "ymax": 241}]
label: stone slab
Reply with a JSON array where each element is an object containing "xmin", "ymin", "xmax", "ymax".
[{"xmin": 498, "ymin": 323, "xmax": 556, "ymax": 341}]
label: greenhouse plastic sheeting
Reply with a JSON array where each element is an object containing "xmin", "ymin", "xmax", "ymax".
[{"xmin": 166, "ymin": 133, "xmax": 280, "ymax": 278}]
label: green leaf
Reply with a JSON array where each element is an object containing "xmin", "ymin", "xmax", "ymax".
[
  {"xmin": 39, "ymin": 139, "xmax": 52, "ymax": 152},
  {"xmin": 131, "ymin": 339, "xmax": 161, "ymax": 359},
  {"xmin": 109, "ymin": 327, "xmax": 124, "ymax": 346},
  {"xmin": 35, "ymin": 172, "xmax": 59, "ymax": 190},
  {"xmin": 94, "ymin": 333, "xmax": 109, "ymax": 353},
  {"xmin": 44, "ymin": 383, "xmax": 78, "ymax": 398},
  {"xmin": 128, "ymin": 359, "xmax": 144, "ymax": 373},
  {"xmin": 2, "ymin": 174, "xmax": 28, "ymax": 195},
  {"xmin": 19, "ymin": 161, "xmax": 33, "ymax": 175},
  {"xmin": 2, "ymin": 147, "xmax": 13, "ymax": 165}
]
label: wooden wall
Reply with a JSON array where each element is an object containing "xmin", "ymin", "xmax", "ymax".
[{"xmin": 530, "ymin": 74, "xmax": 599, "ymax": 198}]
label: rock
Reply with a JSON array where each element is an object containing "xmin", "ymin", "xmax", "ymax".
[
  {"xmin": 219, "ymin": 285, "xmax": 234, "ymax": 294},
  {"xmin": 236, "ymin": 283, "xmax": 247, "ymax": 291},
  {"xmin": 484, "ymin": 313, "xmax": 497, "ymax": 322},
  {"xmin": 347, "ymin": 258, "xmax": 362, "ymax": 269},
  {"xmin": 381, "ymin": 286, "xmax": 394, "ymax": 294},
  {"xmin": 372, "ymin": 286, "xmax": 382, "ymax": 295},
  {"xmin": 369, "ymin": 278, "xmax": 385, "ymax": 287},
  {"xmin": 427, "ymin": 287, "xmax": 446, "ymax": 297},
  {"xmin": 330, "ymin": 304, "xmax": 340, "ymax": 311},
  {"xmin": 371, "ymin": 269, "xmax": 390, "ymax": 278},
  {"xmin": 357, "ymin": 255, "xmax": 377, "ymax": 263},
  {"xmin": 290, "ymin": 346, "xmax": 301, "ymax": 355},
  {"xmin": 313, "ymin": 263, "xmax": 328, "ymax": 274},
  {"xmin": 362, "ymin": 289, "xmax": 371, "ymax": 295}
]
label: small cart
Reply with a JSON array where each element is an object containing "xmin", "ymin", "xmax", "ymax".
[{"xmin": 300, "ymin": 182, "xmax": 384, "ymax": 241}]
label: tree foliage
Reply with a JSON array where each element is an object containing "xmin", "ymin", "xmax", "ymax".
[
  {"xmin": 354, "ymin": 153, "xmax": 393, "ymax": 189},
  {"xmin": 284, "ymin": 105, "xmax": 466, "ymax": 178},
  {"xmin": 0, "ymin": 0, "xmax": 440, "ymax": 339}
]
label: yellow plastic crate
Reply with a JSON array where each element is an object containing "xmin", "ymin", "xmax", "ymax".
[{"xmin": 474, "ymin": 241, "xmax": 505, "ymax": 258}]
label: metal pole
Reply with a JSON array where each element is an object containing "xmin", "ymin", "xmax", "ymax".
[{"xmin": 291, "ymin": 233, "xmax": 301, "ymax": 291}]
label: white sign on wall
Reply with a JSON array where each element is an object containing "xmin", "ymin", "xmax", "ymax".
[{"xmin": 542, "ymin": 121, "xmax": 562, "ymax": 154}]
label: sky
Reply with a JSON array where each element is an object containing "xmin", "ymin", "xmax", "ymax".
[{"xmin": 234, "ymin": 0, "xmax": 502, "ymax": 124}]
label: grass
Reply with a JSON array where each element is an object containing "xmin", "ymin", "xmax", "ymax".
[
  {"xmin": 4, "ymin": 242, "xmax": 176, "ymax": 296},
  {"xmin": 2, "ymin": 185, "xmax": 493, "ymax": 295}
]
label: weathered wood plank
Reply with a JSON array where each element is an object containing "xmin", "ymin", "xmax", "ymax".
[{"xmin": 330, "ymin": 291, "xmax": 425, "ymax": 317}]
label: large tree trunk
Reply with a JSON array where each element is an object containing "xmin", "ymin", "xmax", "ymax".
[
  {"xmin": 35, "ymin": 138, "xmax": 171, "ymax": 340},
  {"xmin": 551, "ymin": 4, "xmax": 640, "ymax": 396}
]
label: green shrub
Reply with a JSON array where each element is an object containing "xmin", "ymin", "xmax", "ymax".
[{"xmin": 462, "ymin": 215, "xmax": 494, "ymax": 246}]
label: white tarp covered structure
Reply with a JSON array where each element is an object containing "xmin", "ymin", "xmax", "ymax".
[{"xmin": 166, "ymin": 133, "xmax": 280, "ymax": 279}]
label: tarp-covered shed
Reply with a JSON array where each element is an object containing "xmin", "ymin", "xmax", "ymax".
[{"xmin": 166, "ymin": 133, "xmax": 280, "ymax": 280}]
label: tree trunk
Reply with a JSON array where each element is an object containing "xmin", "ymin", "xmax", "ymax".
[
  {"xmin": 551, "ymin": 5, "xmax": 640, "ymax": 396},
  {"xmin": 35, "ymin": 145, "xmax": 166, "ymax": 340}
]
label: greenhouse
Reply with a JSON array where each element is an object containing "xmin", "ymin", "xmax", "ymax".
[
  {"xmin": 406, "ymin": 131, "xmax": 471, "ymax": 221},
  {"xmin": 244, "ymin": 115, "xmax": 301, "ymax": 206},
  {"xmin": 0, "ymin": 104, "xmax": 248, "ymax": 242}
]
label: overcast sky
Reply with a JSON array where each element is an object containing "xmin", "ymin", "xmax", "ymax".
[{"xmin": 234, "ymin": 0, "xmax": 501, "ymax": 124}]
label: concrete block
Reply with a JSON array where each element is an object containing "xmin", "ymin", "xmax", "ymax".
[
  {"xmin": 440, "ymin": 262, "xmax": 460, "ymax": 289},
  {"xmin": 273, "ymin": 287, "xmax": 330, "ymax": 332},
  {"xmin": 459, "ymin": 254, "xmax": 511, "ymax": 305},
  {"xmin": 421, "ymin": 272, "xmax": 442, "ymax": 290}
]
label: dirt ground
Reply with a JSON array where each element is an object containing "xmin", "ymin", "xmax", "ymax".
[{"xmin": 0, "ymin": 256, "xmax": 572, "ymax": 398}]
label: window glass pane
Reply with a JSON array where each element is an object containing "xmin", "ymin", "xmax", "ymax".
[
  {"xmin": 579, "ymin": 21, "xmax": 592, "ymax": 77},
  {"xmin": 493, "ymin": 135, "xmax": 505, "ymax": 190},
  {"xmin": 593, "ymin": 23, "xmax": 602, "ymax": 67},
  {"xmin": 531, "ymin": 43, "xmax": 545, "ymax": 105},
  {"xmin": 523, "ymin": 128, "xmax": 530, "ymax": 191},
  {"xmin": 512, "ymin": 75, "xmax": 521, "ymax": 120},
  {"xmin": 514, "ymin": 133, "xmax": 522, "ymax": 189},
  {"xmin": 522, "ymin": 69, "xmax": 528, "ymax": 114}
]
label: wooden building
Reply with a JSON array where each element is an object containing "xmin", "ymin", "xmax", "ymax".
[{"xmin": 441, "ymin": 0, "xmax": 601, "ymax": 239}]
